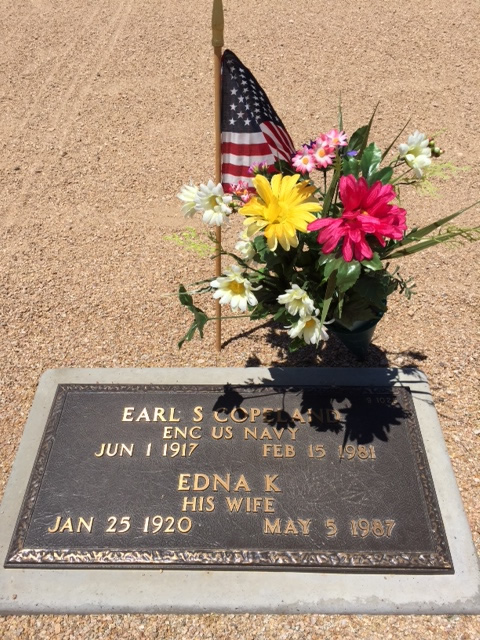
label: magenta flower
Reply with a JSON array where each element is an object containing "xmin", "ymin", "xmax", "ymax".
[{"xmin": 308, "ymin": 175, "xmax": 407, "ymax": 262}]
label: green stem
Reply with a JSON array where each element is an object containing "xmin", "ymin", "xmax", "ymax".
[{"xmin": 391, "ymin": 167, "xmax": 414, "ymax": 184}]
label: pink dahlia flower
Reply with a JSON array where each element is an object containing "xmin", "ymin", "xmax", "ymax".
[
  {"xmin": 325, "ymin": 129, "xmax": 348, "ymax": 147},
  {"xmin": 292, "ymin": 145, "xmax": 316, "ymax": 174},
  {"xmin": 308, "ymin": 175, "xmax": 407, "ymax": 262}
]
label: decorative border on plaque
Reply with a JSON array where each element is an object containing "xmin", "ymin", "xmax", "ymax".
[{"xmin": 6, "ymin": 384, "xmax": 453, "ymax": 572}]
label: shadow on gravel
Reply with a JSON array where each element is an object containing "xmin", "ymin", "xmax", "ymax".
[
  {"xmin": 244, "ymin": 321, "xmax": 390, "ymax": 368},
  {"xmin": 223, "ymin": 319, "xmax": 428, "ymax": 369}
]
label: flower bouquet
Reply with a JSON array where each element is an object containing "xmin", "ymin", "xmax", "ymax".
[{"xmin": 177, "ymin": 110, "xmax": 479, "ymax": 356}]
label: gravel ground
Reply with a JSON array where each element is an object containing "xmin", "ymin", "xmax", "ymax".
[{"xmin": 1, "ymin": 0, "xmax": 479, "ymax": 637}]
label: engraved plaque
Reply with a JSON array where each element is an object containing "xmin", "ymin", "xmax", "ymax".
[{"xmin": 5, "ymin": 384, "xmax": 453, "ymax": 572}]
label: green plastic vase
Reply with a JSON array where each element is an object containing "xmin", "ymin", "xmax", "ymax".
[{"xmin": 330, "ymin": 316, "xmax": 382, "ymax": 360}]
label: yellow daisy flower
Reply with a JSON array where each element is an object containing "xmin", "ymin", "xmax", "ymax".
[{"xmin": 239, "ymin": 173, "xmax": 322, "ymax": 251}]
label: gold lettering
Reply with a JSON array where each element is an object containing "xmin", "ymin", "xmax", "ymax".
[
  {"xmin": 284, "ymin": 519, "xmax": 298, "ymax": 535},
  {"xmin": 122, "ymin": 407, "xmax": 135, "ymax": 422},
  {"xmin": 182, "ymin": 496, "xmax": 197, "ymax": 511},
  {"xmin": 212, "ymin": 473, "xmax": 230, "ymax": 491},
  {"xmin": 59, "ymin": 517, "xmax": 74, "ymax": 533},
  {"xmin": 169, "ymin": 407, "xmax": 180, "ymax": 422},
  {"xmin": 94, "ymin": 443, "xmax": 106, "ymax": 457},
  {"xmin": 77, "ymin": 517, "xmax": 94, "ymax": 533},
  {"xmin": 327, "ymin": 409, "xmax": 340, "ymax": 423},
  {"xmin": 193, "ymin": 473, "xmax": 210, "ymax": 491},
  {"xmin": 233, "ymin": 474, "xmax": 251, "ymax": 492},
  {"xmin": 297, "ymin": 518, "xmax": 311, "ymax": 535},
  {"xmin": 264, "ymin": 474, "xmax": 281, "ymax": 492},
  {"xmin": 146, "ymin": 442, "xmax": 152, "ymax": 457},
  {"xmin": 250, "ymin": 408, "xmax": 261, "ymax": 422},
  {"xmin": 177, "ymin": 473, "xmax": 190, "ymax": 490},
  {"xmin": 213, "ymin": 409, "xmax": 228, "ymax": 423},
  {"xmin": 291, "ymin": 409, "xmax": 305, "ymax": 424},
  {"xmin": 152, "ymin": 407, "xmax": 165, "ymax": 421},
  {"xmin": 264, "ymin": 498, "xmax": 274, "ymax": 513},
  {"xmin": 230, "ymin": 407, "xmax": 249, "ymax": 423},
  {"xmin": 47, "ymin": 516, "xmax": 62, "ymax": 533},
  {"xmin": 263, "ymin": 408, "xmax": 275, "ymax": 423},
  {"xmin": 119, "ymin": 443, "xmax": 134, "ymax": 457},
  {"xmin": 287, "ymin": 427, "xmax": 299, "ymax": 440},
  {"xmin": 308, "ymin": 408, "xmax": 323, "ymax": 423},
  {"xmin": 211, "ymin": 426, "xmax": 233, "ymax": 439},
  {"xmin": 136, "ymin": 407, "xmax": 151, "ymax": 422},
  {"xmin": 263, "ymin": 517, "xmax": 281, "ymax": 534},
  {"xmin": 193, "ymin": 406, "xmax": 203, "ymax": 422},
  {"xmin": 181, "ymin": 496, "xmax": 215, "ymax": 512},
  {"xmin": 259, "ymin": 427, "xmax": 273, "ymax": 440},
  {"xmin": 225, "ymin": 496, "xmax": 243, "ymax": 512},
  {"xmin": 244, "ymin": 427, "xmax": 257, "ymax": 440}
]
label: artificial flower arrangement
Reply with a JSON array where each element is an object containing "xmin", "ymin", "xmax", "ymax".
[{"xmin": 177, "ymin": 111, "xmax": 479, "ymax": 353}]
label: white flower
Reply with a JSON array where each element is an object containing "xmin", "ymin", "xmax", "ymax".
[
  {"xmin": 287, "ymin": 313, "xmax": 330, "ymax": 345},
  {"xmin": 398, "ymin": 130, "xmax": 432, "ymax": 178},
  {"xmin": 211, "ymin": 264, "xmax": 259, "ymax": 312},
  {"xmin": 196, "ymin": 180, "xmax": 233, "ymax": 226},
  {"xmin": 277, "ymin": 284, "xmax": 315, "ymax": 317},
  {"xmin": 235, "ymin": 231, "xmax": 256, "ymax": 263},
  {"xmin": 177, "ymin": 183, "xmax": 199, "ymax": 218}
]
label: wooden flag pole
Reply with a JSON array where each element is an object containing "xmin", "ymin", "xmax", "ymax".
[{"xmin": 212, "ymin": 0, "xmax": 224, "ymax": 352}]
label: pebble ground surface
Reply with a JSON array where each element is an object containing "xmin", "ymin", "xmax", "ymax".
[{"xmin": 1, "ymin": 0, "xmax": 479, "ymax": 637}]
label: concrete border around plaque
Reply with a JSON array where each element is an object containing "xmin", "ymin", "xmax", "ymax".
[{"xmin": 0, "ymin": 367, "xmax": 479, "ymax": 614}]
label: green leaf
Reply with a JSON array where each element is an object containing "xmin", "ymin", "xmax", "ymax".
[
  {"xmin": 322, "ymin": 154, "xmax": 342, "ymax": 217},
  {"xmin": 324, "ymin": 256, "xmax": 344, "ymax": 279},
  {"xmin": 178, "ymin": 310, "xmax": 209, "ymax": 348},
  {"xmin": 360, "ymin": 143, "xmax": 382, "ymax": 183},
  {"xmin": 250, "ymin": 303, "xmax": 270, "ymax": 320},
  {"xmin": 178, "ymin": 284, "xmax": 194, "ymax": 308},
  {"xmin": 348, "ymin": 125, "xmax": 369, "ymax": 154},
  {"xmin": 361, "ymin": 253, "xmax": 383, "ymax": 271},
  {"xmin": 342, "ymin": 155, "xmax": 360, "ymax": 178},
  {"xmin": 347, "ymin": 103, "xmax": 379, "ymax": 158},
  {"xmin": 381, "ymin": 117, "xmax": 411, "ymax": 160},
  {"xmin": 368, "ymin": 166, "xmax": 393, "ymax": 185},
  {"xmin": 177, "ymin": 284, "xmax": 210, "ymax": 348},
  {"xmin": 338, "ymin": 94, "xmax": 343, "ymax": 131},
  {"xmin": 273, "ymin": 307, "xmax": 286, "ymax": 321},
  {"xmin": 383, "ymin": 201, "xmax": 480, "ymax": 253},
  {"xmin": 336, "ymin": 260, "xmax": 361, "ymax": 293},
  {"xmin": 386, "ymin": 226, "xmax": 480, "ymax": 259},
  {"xmin": 320, "ymin": 271, "xmax": 337, "ymax": 328}
]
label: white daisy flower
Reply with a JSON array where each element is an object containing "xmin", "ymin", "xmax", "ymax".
[
  {"xmin": 177, "ymin": 183, "xmax": 199, "ymax": 218},
  {"xmin": 211, "ymin": 264, "xmax": 259, "ymax": 312},
  {"xmin": 235, "ymin": 231, "xmax": 256, "ymax": 263},
  {"xmin": 398, "ymin": 130, "xmax": 432, "ymax": 178},
  {"xmin": 277, "ymin": 284, "xmax": 315, "ymax": 317},
  {"xmin": 196, "ymin": 180, "xmax": 233, "ymax": 226},
  {"xmin": 287, "ymin": 313, "xmax": 330, "ymax": 345}
]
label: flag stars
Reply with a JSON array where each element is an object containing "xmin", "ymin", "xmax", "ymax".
[{"xmin": 230, "ymin": 88, "xmax": 238, "ymax": 96}]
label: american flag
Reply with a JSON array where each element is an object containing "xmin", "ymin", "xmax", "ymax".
[{"xmin": 221, "ymin": 49, "xmax": 296, "ymax": 191}]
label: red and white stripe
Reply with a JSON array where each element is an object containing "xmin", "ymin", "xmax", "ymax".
[{"xmin": 221, "ymin": 126, "xmax": 295, "ymax": 191}]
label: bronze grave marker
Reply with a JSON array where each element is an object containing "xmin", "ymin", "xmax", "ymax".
[{"xmin": 5, "ymin": 383, "xmax": 453, "ymax": 572}]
